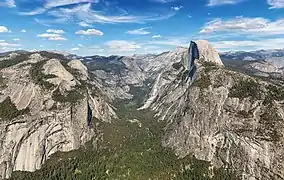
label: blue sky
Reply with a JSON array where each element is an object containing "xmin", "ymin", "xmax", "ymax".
[{"xmin": 0, "ymin": 0, "xmax": 284, "ymax": 56}]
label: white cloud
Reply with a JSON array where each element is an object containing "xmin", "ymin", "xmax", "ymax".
[
  {"xmin": 6, "ymin": 0, "xmax": 16, "ymax": 8},
  {"xmin": 267, "ymin": 0, "xmax": 284, "ymax": 9},
  {"xmin": 0, "ymin": 42, "xmax": 21, "ymax": 47},
  {"xmin": 37, "ymin": 33, "xmax": 60, "ymax": 38},
  {"xmin": 208, "ymin": 0, "xmax": 244, "ymax": 6},
  {"xmin": 49, "ymin": 3, "xmax": 176, "ymax": 24},
  {"xmin": 13, "ymin": 38, "xmax": 20, "ymax": 41},
  {"xmin": 147, "ymin": 39, "xmax": 188, "ymax": 47},
  {"xmin": 0, "ymin": 0, "xmax": 16, "ymax": 8},
  {"xmin": 127, "ymin": 28, "xmax": 151, "ymax": 35},
  {"xmin": 106, "ymin": 40, "xmax": 141, "ymax": 52},
  {"xmin": 152, "ymin": 35, "xmax": 162, "ymax": 38},
  {"xmin": 47, "ymin": 29, "xmax": 65, "ymax": 34},
  {"xmin": 21, "ymin": 29, "xmax": 27, "ymax": 33},
  {"xmin": 0, "ymin": 40, "xmax": 5, "ymax": 42},
  {"xmin": 171, "ymin": 6, "xmax": 183, "ymax": 11},
  {"xmin": 78, "ymin": 44, "xmax": 84, "ymax": 47},
  {"xmin": 0, "ymin": 26, "xmax": 9, "ymax": 33},
  {"xmin": 18, "ymin": 8, "xmax": 46, "ymax": 15},
  {"xmin": 71, "ymin": 47, "xmax": 80, "ymax": 51},
  {"xmin": 75, "ymin": 29, "xmax": 103, "ymax": 36},
  {"xmin": 78, "ymin": 21, "xmax": 91, "ymax": 27},
  {"xmin": 37, "ymin": 33, "xmax": 67, "ymax": 40},
  {"xmin": 200, "ymin": 17, "xmax": 284, "ymax": 36},
  {"xmin": 49, "ymin": 37, "xmax": 67, "ymax": 41},
  {"xmin": 45, "ymin": 0, "xmax": 98, "ymax": 9},
  {"xmin": 212, "ymin": 38, "xmax": 284, "ymax": 51}
]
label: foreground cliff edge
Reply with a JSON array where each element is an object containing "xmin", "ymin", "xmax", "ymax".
[{"xmin": 0, "ymin": 40, "xmax": 283, "ymax": 179}]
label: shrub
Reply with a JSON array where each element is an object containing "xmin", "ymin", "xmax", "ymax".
[
  {"xmin": 229, "ymin": 79, "xmax": 261, "ymax": 100},
  {"xmin": 0, "ymin": 97, "xmax": 30, "ymax": 121}
]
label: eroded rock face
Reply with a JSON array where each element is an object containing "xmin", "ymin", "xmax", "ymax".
[
  {"xmin": 195, "ymin": 40, "xmax": 224, "ymax": 66},
  {"xmin": 0, "ymin": 97, "xmax": 95, "ymax": 179},
  {"xmin": 67, "ymin": 59, "xmax": 89, "ymax": 81},
  {"xmin": 43, "ymin": 59, "xmax": 76, "ymax": 91},
  {"xmin": 139, "ymin": 41, "xmax": 284, "ymax": 179},
  {"xmin": 0, "ymin": 53, "xmax": 117, "ymax": 179}
]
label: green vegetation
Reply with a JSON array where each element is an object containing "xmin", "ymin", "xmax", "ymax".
[
  {"xmin": 172, "ymin": 62, "xmax": 183, "ymax": 70},
  {"xmin": 52, "ymin": 87, "xmax": 85, "ymax": 104},
  {"xmin": 202, "ymin": 61, "xmax": 219, "ymax": 73},
  {"xmin": 86, "ymin": 56, "xmax": 126, "ymax": 74},
  {"xmin": 39, "ymin": 51, "xmax": 67, "ymax": 61},
  {"xmin": 0, "ymin": 53, "xmax": 31, "ymax": 69},
  {"xmin": 257, "ymin": 104, "xmax": 282, "ymax": 142},
  {"xmin": 192, "ymin": 74, "xmax": 211, "ymax": 89},
  {"xmin": 10, "ymin": 96, "xmax": 238, "ymax": 180},
  {"xmin": 0, "ymin": 97, "xmax": 30, "ymax": 121},
  {"xmin": 228, "ymin": 79, "xmax": 262, "ymax": 100},
  {"xmin": 60, "ymin": 61, "xmax": 81, "ymax": 78},
  {"xmin": 263, "ymin": 84, "xmax": 284, "ymax": 105},
  {"xmin": 30, "ymin": 61, "xmax": 56, "ymax": 89}
]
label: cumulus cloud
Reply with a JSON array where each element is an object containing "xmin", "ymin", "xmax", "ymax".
[
  {"xmin": 37, "ymin": 33, "xmax": 60, "ymax": 38},
  {"xmin": 13, "ymin": 38, "xmax": 20, "ymax": 41},
  {"xmin": 75, "ymin": 29, "xmax": 103, "ymax": 36},
  {"xmin": 106, "ymin": 40, "xmax": 141, "ymax": 52},
  {"xmin": 127, "ymin": 28, "xmax": 151, "ymax": 35},
  {"xmin": 78, "ymin": 22, "xmax": 91, "ymax": 27},
  {"xmin": 37, "ymin": 33, "xmax": 67, "ymax": 40},
  {"xmin": 267, "ymin": 0, "xmax": 284, "ymax": 9},
  {"xmin": 0, "ymin": 26, "xmax": 9, "ymax": 33},
  {"xmin": 200, "ymin": 17, "xmax": 284, "ymax": 36},
  {"xmin": 208, "ymin": 0, "xmax": 244, "ymax": 6},
  {"xmin": 47, "ymin": 29, "xmax": 65, "ymax": 34},
  {"xmin": 49, "ymin": 37, "xmax": 67, "ymax": 41},
  {"xmin": 21, "ymin": 29, "xmax": 27, "ymax": 33},
  {"xmin": 152, "ymin": 35, "xmax": 162, "ymax": 38}
]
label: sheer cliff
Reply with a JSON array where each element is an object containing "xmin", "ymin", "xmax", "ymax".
[
  {"xmin": 140, "ymin": 41, "xmax": 284, "ymax": 179},
  {"xmin": 0, "ymin": 51, "xmax": 116, "ymax": 179}
]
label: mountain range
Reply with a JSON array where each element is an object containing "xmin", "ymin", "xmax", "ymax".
[{"xmin": 0, "ymin": 41, "xmax": 283, "ymax": 180}]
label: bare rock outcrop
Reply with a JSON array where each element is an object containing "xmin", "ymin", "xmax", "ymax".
[
  {"xmin": 0, "ymin": 53, "xmax": 117, "ymax": 179},
  {"xmin": 43, "ymin": 59, "xmax": 76, "ymax": 91},
  {"xmin": 195, "ymin": 40, "xmax": 224, "ymax": 66},
  {"xmin": 67, "ymin": 59, "xmax": 89, "ymax": 81}
]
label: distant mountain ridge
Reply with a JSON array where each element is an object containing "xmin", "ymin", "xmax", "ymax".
[{"xmin": 220, "ymin": 49, "xmax": 284, "ymax": 68}]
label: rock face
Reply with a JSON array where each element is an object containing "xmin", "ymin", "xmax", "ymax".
[
  {"xmin": 43, "ymin": 59, "xmax": 76, "ymax": 91},
  {"xmin": 195, "ymin": 40, "xmax": 224, "ymax": 66},
  {"xmin": 67, "ymin": 59, "xmax": 88, "ymax": 81},
  {"xmin": 0, "ymin": 52, "xmax": 117, "ymax": 179},
  {"xmin": 139, "ymin": 41, "xmax": 284, "ymax": 179}
]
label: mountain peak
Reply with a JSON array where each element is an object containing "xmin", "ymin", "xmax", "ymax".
[{"xmin": 194, "ymin": 39, "xmax": 224, "ymax": 66}]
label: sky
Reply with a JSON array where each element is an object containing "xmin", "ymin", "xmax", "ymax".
[{"xmin": 0, "ymin": 0, "xmax": 284, "ymax": 56}]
